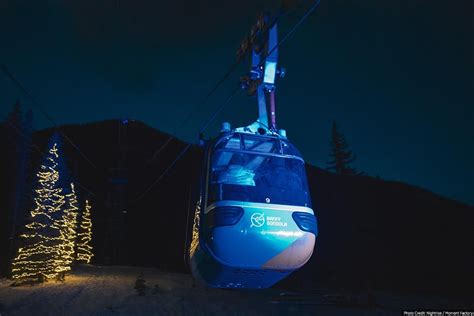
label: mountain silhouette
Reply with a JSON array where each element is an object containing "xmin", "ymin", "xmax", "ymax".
[{"xmin": 1, "ymin": 119, "xmax": 472, "ymax": 299}]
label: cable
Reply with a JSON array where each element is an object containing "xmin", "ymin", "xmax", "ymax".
[
  {"xmin": 3, "ymin": 119, "xmax": 98, "ymax": 199},
  {"xmin": 144, "ymin": 62, "xmax": 241, "ymax": 168},
  {"xmin": 143, "ymin": 4, "xmax": 296, "ymax": 168},
  {"xmin": 1, "ymin": 64, "xmax": 100, "ymax": 171},
  {"xmin": 144, "ymin": 0, "xmax": 320, "ymax": 169},
  {"xmin": 134, "ymin": 1, "xmax": 321, "ymax": 201},
  {"xmin": 135, "ymin": 86, "xmax": 241, "ymax": 202},
  {"xmin": 3, "ymin": 120, "xmax": 42, "ymax": 154},
  {"xmin": 136, "ymin": 143, "xmax": 192, "ymax": 202},
  {"xmin": 257, "ymin": 0, "xmax": 321, "ymax": 70},
  {"xmin": 198, "ymin": 86, "xmax": 241, "ymax": 133},
  {"xmin": 1, "ymin": 65, "xmax": 110, "ymax": 206}
]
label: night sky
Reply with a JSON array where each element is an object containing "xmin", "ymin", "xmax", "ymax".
[{"xmin": 0, "ymin": 0, "xmax": 472, "ymax": 205}]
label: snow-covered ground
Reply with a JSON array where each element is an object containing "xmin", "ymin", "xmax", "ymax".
[{"xmin": 0, "ymin": 265, "xmax": 467, "ymax": 315}]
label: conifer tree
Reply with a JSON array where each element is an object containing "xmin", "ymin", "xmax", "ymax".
[
  {"xmin": 76, "ymin": 200, "xmax": 93, "ymax": 264},
  {"xmin": 2, "ymin": 101, "xmax": 23, "ymax": 275},
  {"xmin": 4, "ymin": 102, "xmax": 32, "ymax": 253},
  {"xmin": 60, "ymin": 183, "xmax": 79, "ymax": 268},
  {"xmin": 11, "ymin": 135, "xmax": 69, "ymax": 282},
  {"xmin": 326, "ymin": 121, "xmax": 357, "ymax": 175}
]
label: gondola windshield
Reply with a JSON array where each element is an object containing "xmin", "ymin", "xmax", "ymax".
[{"xmin": 208, "ymin": 134, "xmax": 311, "ymax": 207}]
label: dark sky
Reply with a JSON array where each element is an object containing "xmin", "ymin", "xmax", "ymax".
[{"xmin": 1, "ymin": 0, "xmax": 473, "ymax": 205}]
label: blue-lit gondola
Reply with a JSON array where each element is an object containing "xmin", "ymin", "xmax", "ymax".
[{"xmin": 188, "ymin": 15, "xmax": 317, "ymax": 289}]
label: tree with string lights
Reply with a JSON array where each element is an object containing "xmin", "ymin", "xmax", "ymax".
[
  {"xmin": 76, "ymin": 200, "xmax": 93, "ymax": 264},
  {"xmin": 60, "ymin": 183, "xmax": 79, "ymax": 270},
  {"xmin": 10, "ymin": 134, "xmax": 70, "ymax": 283}
]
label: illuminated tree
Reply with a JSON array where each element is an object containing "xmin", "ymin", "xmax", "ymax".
[
  {"xmin": 76, "ymin": 200, "xmax": 93, "ymax": 263},
  {"xmin": 60, "ymin": 183, "xmax": 79, "ymax": 268},
  {"xmin": 11, "ymin": 135, "xmax": 69, "ymax": 283},
  {"xmin": 326, "ymin": 121, "xmax": 357, "ymax": 175}
]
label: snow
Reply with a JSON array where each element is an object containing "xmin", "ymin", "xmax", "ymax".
[{"xmin": 0, "ymin": 265, "xmax": 467, "ymax": 315}]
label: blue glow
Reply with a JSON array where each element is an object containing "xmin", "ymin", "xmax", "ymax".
[
  {"xmin": 260, "ymin": 230, "xmax": 304, "ymax": 238},
  {"xmin": 263, "ymin": 61, "xmax": 277, "ymax": 85},
  {"xmin": 292, "ymin": 212, "xmax": 318, "ymax": 235},
  {"xmin": 207, "ymin": 206, "xmax": 244, "ymax": 228}
]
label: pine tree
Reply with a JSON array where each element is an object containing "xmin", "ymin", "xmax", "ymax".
[
  {"xmin": 4, "ymin": 102, "xmax": 33, "ymax": 253},
  {"xmin": 11, "ymin": 134, "xmax": 69, "ymax": 283},
  {"xmin": 51, "ymin": 134, "xmax": 78, "ymax": 270},
  {"xmin": 2, "ymin": 101, "xmax": 22, "ymax": 275},
  {"xmin": 18, "ymin": 108, "xmax": 34, "ymax": 213},
  {"xmin": 76, "ymin": 200, "xmax": 93, "ymax": 264},
  {"xmin": 60, "ymin": 183, "xmax": 79, "ymax": 269},
  {"xmin": 326, "ymin": 121, "xmax": 357, "ymax": 175}
]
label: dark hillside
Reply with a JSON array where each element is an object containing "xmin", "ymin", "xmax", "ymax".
[
  {"xmin": 288, "ymin": 167, "xmax": 473, "ymax": 298},
  {"xmin": 1, "ymin": 120, "xmax": 472, "ymax": 299}
]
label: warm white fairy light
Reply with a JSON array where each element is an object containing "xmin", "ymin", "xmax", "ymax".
[
  {"xmin": 76, "ymin": 200, "xmax": 93, "ymax": 263},
  {"xmin": 189, "ymin": 201, "xmax": 201, "ymax": 258},
  {"xmin": 11, "ymin": 142, "xmax": 70, "ymax": 282},
  {"xmin": 60, "ymin": 183, "xmax": 79, "ymax": 267}
]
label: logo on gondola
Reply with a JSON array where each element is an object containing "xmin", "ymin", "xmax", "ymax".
[{"xmin": 250, "ymin": 212, "xmax": 265, "ymax": 228}]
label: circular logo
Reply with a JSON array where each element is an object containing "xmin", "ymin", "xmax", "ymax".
[
  {"xmin": 265, "ymin": 197, "xmax": 271, "ymax": 203},
  {"xmin": 250, "ymin": 212, "xmax": 265, "ymax": 228}
]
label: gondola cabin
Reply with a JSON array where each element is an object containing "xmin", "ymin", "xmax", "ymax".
[
  {"xmin": 188, "ymin": 124, "xmax": 317, "ymax": 289},
  {"xmin": 187, "ymin": 12, "xmax": 318, "ymax": 289}
]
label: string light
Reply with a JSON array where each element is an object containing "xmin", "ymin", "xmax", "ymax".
[
  {"xmin": 76, "ymin": 200, "xmax": 93, "ymax": 264},
  {"xmin": 189, "ymin": 201, "xmax": 201, "ymax": 258},
  {"xmin": 60, "ymin": 183, "xmax": 79, "ymax": 267},
  {"xmin": 11, "ymin": 142, "xmax": 70, "ymax": 282}
]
